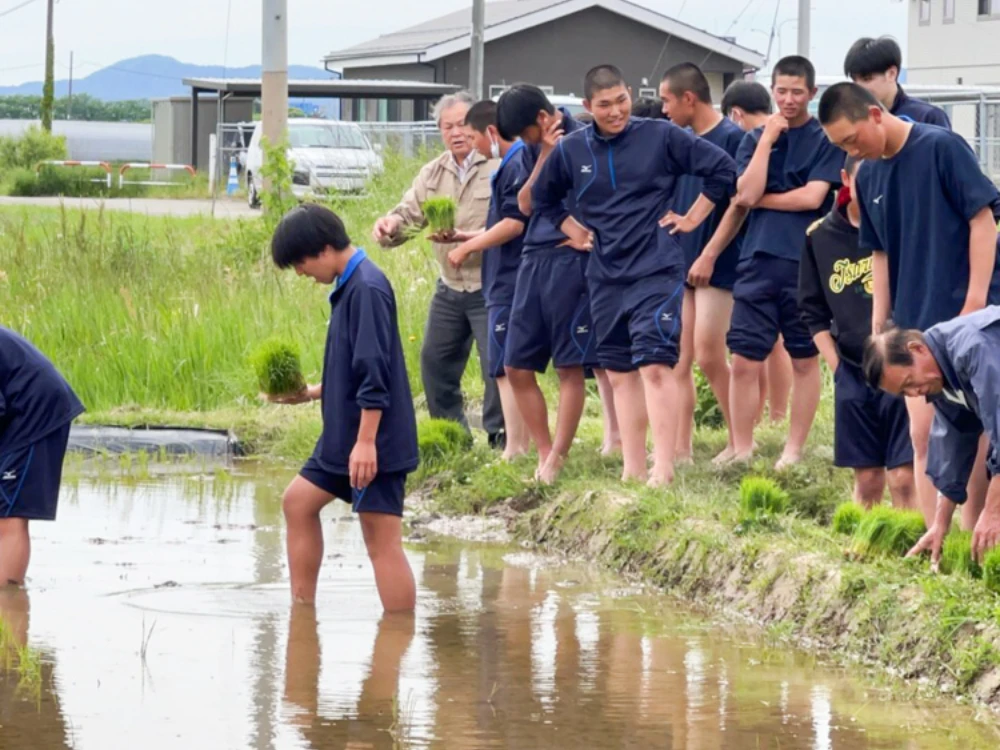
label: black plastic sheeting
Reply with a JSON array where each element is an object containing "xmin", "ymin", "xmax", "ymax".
[{"xmin": 68, "ymin": 425, "xmax": 237, "ymax": 459}]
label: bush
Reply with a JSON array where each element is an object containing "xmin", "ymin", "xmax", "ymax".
[
  {"xmin": 417, "ymin": 418, "xmax": 472, "ymax": 464},
  {"xmin": 940, "ymin": 531, "xmax": 982, "ymax": 579},
  {"xmin": 739, "ymin": 476, "xmax": 790, "ymax": 521},
  {"xmin": 0, "ymin": 125, "xmax": 67, "ymax": 171},
  {"xmin": 249, "ymin": 337, "xmax": 306, "ymax": 396},
  {"xmin": 4, "ymin": 167, "xmax": 40, "ymax": 197},
  {"xmin": 693, "ymin": 367, "xmax": 724, "ymax": 429},
  {"xmin": 983, "ymin": 546, "xmax": 1000, "ymax": 594},
  {"xmin": 832, "ymin": 502, "xmax": 864, "ymax": 535},
  {"xmin": 851, "ymin": 507, "xmax": 925, "ymax": 558}
]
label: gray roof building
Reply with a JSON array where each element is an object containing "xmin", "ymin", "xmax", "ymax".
[{"xmin": 324, "ymin": 0, "xmax": 764, "ymax": 120}]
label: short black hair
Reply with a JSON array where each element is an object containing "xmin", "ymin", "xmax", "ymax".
[
  {"xmin": 271, "ymin": 203, "xmax": 351, "ymax": 269},
  {"xmin": 662, "ymin": 62, "xmax": 712, "ymax": 104},
  {"xmin": 465, "ymin": 99, "xmax": 498, "ymax": 134},
  {"xmin": 862, "ymin": 326, "xmax": 924, "ymax": 390},
  {"xmin": 496, "ymin": 83, "xmax": 553, "ymax": 141},
  {"xmin": 772, "ymin": 55, "xmax": 816, "ymax": 91},
  {"xmin": 844, "ymin": 36, "xmax": 902, "ymax": 80},
  {"xmin": 631, "ymin": 97, "xmax": 665, "ymax": 119},
  {"xmin": 720, "ymin": 80, "xmax": 773, "ymax": 116},
  {"xmin": 584, "ymin": 64, "xmax": 626, "ymax": 100},
  {"xmin": 844, "ymin": 153, "xmax": 863, "ymax": 176},
  {"xmin": 818, "ymin": 82, "xmax": 883, "ymax": 125}
]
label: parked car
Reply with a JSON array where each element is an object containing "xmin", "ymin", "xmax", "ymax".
[{"xmin": 244, "ymin": 119, "xmax": 383, "ymax": 208}]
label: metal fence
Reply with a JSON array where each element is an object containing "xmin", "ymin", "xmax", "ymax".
[
  {"xmin": 355, "ymin": 121, "xmax": 443, "ymax": 158},
  {"xmin": 921, "ymin": 93, "xmax": 1000, "ymax": 184}
]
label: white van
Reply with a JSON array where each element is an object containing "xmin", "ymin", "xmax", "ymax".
[{"xmin": 244, "ymin": 119, "xmax": 383, "ymax": 208}]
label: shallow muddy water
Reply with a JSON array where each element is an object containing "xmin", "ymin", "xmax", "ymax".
[{"xmin": 0, "ymin": 466, "xmax": 997, "ymax": 749}]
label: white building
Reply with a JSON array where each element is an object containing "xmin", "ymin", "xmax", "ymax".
[{"xmin": 907, "ymin": 0, "xmax": 1000, "ymax": 85}]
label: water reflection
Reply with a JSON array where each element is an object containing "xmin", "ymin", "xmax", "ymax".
[{"xmin": 0, "ymin": 471, "xmax": 995, "ymax": 750}]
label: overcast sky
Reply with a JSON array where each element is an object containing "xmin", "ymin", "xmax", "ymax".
[{"xmin": 0, "ymin": 0, "xmax": 908, "ymax": 87}]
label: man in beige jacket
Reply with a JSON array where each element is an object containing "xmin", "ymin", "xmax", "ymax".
[{"xmin": 372, "ymin": 91, "xmax": 505, "ymax": 445}]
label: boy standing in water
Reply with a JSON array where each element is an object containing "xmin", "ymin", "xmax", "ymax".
[
  {"xmin": 269, "ymin": 204, "xmax": 417, "ymax": 611},
  {"xmin": 0, "ymin": 326, "xmax": 85, "ymax": 585}
]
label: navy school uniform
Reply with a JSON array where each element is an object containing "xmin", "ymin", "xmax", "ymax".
[
  {"xmin": 671, "ymin": 116, "xmax": 746, "ymax": 290},
  {"xmin": 506, "ymin": 110, "xmax": 598, "ymax": 374},
  {"xmin": 483, "ymin": 140, "xmax": 530, "ymax": 379},
  {"xmin": 857, "ymin": 123, "xmax": 1000, "ymax": 331},
  {"xmin": 890, "ymin": 86, "xmax": 951, "ymax": 129},
  {"xmin": 922, "ymin": 307, "xmax": 1000, "ymax": 503},
  {"xmin": 0, "ymin": 326, "xmax": 85, "ymax": 521},
  {"xmin": 532, "ymin": 117, "xmax": 737, "ymax": 372},
  {"xmin": 298, "ymin": 250, "xmax": 419, "ymax": 517},
  {"xmin": 727, "ymin": 118, "xmax": 843, "ymax": 362},
  {"xmin": 798, "ymin": 208, "xmax": 912, "ymax": 470}
]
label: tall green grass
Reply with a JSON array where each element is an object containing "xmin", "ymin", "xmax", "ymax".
[{"xmin": 0, "ymin": 150, "xmax": 464, "ymax": 412}]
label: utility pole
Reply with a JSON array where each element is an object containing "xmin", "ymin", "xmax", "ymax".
[
  {"xmin": 67, "ymin": 51, "xmax": 73, "ymax": 120},
  {"xmin": 41, "ymin": 0, "xmax": 54, "ymax": 132},
  {"xmin": 469, "ymin": 0, "xmax": 485, "ymax": 99},
  {"xmin": 797, "ymin": 0, "xmax": 810, "ymax": 57},
  {"xmin": 261, "ymin": 0, "xmax": 288, "ymax": 193}
]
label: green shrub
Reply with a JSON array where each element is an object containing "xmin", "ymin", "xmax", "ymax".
[
  {"xmin": 940, "ymin": 531, "xmax": 982, "ymax": 578},
  {"xmin": 417, "ymin": 418, "xmax": 472, "ymax": 463},
  {"xmin": 0, "ymin": 125, "xmax": 67, "ymax": 171},
  {"xmin": 739, "ymin": 476, "xmax": 790, "ymax": 520},
  {"xmin": 249, "ymin": 337, "xmax": 306, "ymax": 396},
  {"xmin": 693, "ymin": 368, "xmax": 724, "ymax": 429},
  {"xmin": 4, "ymin": 167, "xmax": 40, "ymax": 197},
  {"xmin": 983, "ymin": 547, "xmax": 1000, "ymax": 594},
  {"xmin": 422, "ymin": 196, "xmax": 457, "ymax": 234},
  {"xmin": 851, "ymin": 507, "xmax": 925, "ymax": 558},
  {"xmin": 832, "ymin": 502, "xmax": 864, "ymax": 535}
]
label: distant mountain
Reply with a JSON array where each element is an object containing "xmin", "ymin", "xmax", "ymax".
[{"xmin": 0, "ymin": 55, "xmax": 336, "ymax": 101}]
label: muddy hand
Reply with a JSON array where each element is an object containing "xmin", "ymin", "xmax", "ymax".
[{"xmin": 906, "ymin": 526, "xmax": 946, "ymax": 572}]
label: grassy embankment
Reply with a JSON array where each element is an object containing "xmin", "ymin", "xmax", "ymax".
[{"xmin": 3, "ymin": 152, "xmax": 1000, "ymax": 709}]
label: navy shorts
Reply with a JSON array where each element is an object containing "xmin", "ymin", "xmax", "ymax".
[
  {"xmin": 0, "ymin": 424, "xmax": 72, "ymax": 521},
  {"xmin": 505, "ymin": 251, "xmax": 598, "ymax": 372},
  {"xmin": 589, "ymin": 270, "xmax": 686, "ymax": 372},
  {"xmin": 684, "ymin": 245, "xmax": 741, "ymax": 292},
  {"xmin": 300, "ymin": 456, "xmax": 407, "ymax": 517},
  {"xmin": 834, "ymin": 361, "xmax": 914, "ymax": 470},
  {"xmin": 727, "ymin": 254, "xmax": 818, "ymax": 361},
  {"xmin": 487, "ymin": 304, "xmax": 511, "ymax": 379}
]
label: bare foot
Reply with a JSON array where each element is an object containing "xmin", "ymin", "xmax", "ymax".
[
  {"xmin": 712, "ymin": 445, "xmax": 737, "ymax": 466},
  {"xmin": 621, "ymin": 469, "xmax": 649, "ymax": 483},
  {"xmin": 647, "ymin": 466, "xmax": 674, "ymax": 488},
  {"xmin": 774, "ymin": 451, "xmax": 802, "ymax": 471},
  {"xmin": 502, "ymin": 447, "xmax": 529, "ymax": 462},
  {"xmin": 721, "ymin": 451, "xmax": 754, "ymax": 466},
  {"xmin": 538, "ymin": 453, "xmax": 566, "ymax": 485},
  {"xmin": 601, "ymin": 438, "xmax": 622, "ymax": 456},
  {"xmin": 675, "ymin": 454, "xmax": 694, "ymax": 467}
]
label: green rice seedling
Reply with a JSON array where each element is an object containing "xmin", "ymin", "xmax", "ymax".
[
  {"xmin": 422, "ymin": 196, "xmax": 457, "ymax": 234},
  {"xmin": 851, "ymin": 507, "xmax": 925, "ymax": 558},
  {"xmin": 832, "ymin": 502, "xmax": 864, "ymax": 535},
  {"xmin": 983, "ymin": 547, "xmax": 1000, "ymax": 594},
  {"xmin": 739, "ymin": 476, "xmax": 790, "ymax": 520},
  {"xmin": 417, "ymin": 418, "xmax": 473, "ymax": 463},
  {"xmin": 939, "ymin": 531, "xmax": 982, "ymax": 578},
  {"xmin": 250, "ymin": 337, "xmax": 306, "ymax": 397}
]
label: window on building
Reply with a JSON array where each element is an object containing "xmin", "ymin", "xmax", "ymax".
[
  {"xmin": 919, "ymin": 0, "xmax": 931, "ymax": 25},
  {"xmin": 979, "ymin": 0, "xmax": 996, "ymax": 17},
  {"xmin": 488, "ymin": 85, "xmax": 508, "ymax": 99},
  {"xmin": 638, "ymin": 87, "xmax": 657, "ymax": 99},
  {"xmin": 944, "ymin": 0, "xmax": 955, "ymax": 22}
]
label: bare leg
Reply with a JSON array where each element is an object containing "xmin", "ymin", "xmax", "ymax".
[
  {"xmin": 608, "ymin": 369, "xmax": 649, "ymax": 482},
  {"xmin": 674, "ymin": 289, "xmax": 697, "ymax": 464},
  {"xmin": 0, "ymin": 586, "xmax": 29, "ymax": 648},
  {"xmin": 906, "ymin": 397, "xmax": 938, "ymax": 528},
  {"xmin": 730, "ymin": 355, "xmax": 763, "ymax": 462},
  {"xmin": 693, "ymin": 287, "xmax": 736, "ymax": 464},
  {"xmin": 497, "ymin": 376, "xmax": 530, "ymax": 460},
  {"xmin": 640, "ymin": 363, "xmax": 679, "ymax": 487},
  {"xmin": 595, "ymin": 368, "xmax": 621, "ymax": 455},
  {"xmin": 756, "ymin": 359, "xmax": 769, "ymax": 425},
  {"xmin": 961, "ymin": 434, "xmax": 990, "ymax": 531},
  {"xmin": 886, "ymin": 465, "xmax": 917, "ymax": 511},
  {"xmin": 767, "ymin": 340, "xmax": 793, "ymax": 424},
  {"xmin": 538, "ymin": 367, "xmax": 587, "ymax": 485},
  {"xmin": 360, "ymin": 513, "xmax": 416, "ymax": 613},
  {"xmin": 282, "ymin": 476, "xmax": 333, "ymax": 605},
  {"xmin": 506, "ymin": 367, "xmax": 553, "ymax": 476},
  {"xmin": 853, "ymin": 467, "xmax": 887, "ymax": 511},
  {"xmin": 0, "ymin": 518, "xmax": 31, "ymax": 586},
  {"xmin": 776, "ymin": 355, "xmax": 821, "ymax": 470}
]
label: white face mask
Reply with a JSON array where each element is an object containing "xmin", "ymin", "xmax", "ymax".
[{"xmin": 489, "ymin": 134, "xmax": 500, "ymax": 159}]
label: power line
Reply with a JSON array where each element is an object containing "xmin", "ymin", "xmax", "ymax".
[
  {"xmin": 699, "ymin": 0, "xmax": 765, "ymax": 68},
  {"xmin": 0, "ymin": 0, "xmax": 40, "ymax": 19}
]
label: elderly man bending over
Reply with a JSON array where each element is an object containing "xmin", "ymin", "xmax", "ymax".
[
  {"xmin": 372, "ymin": 91, "xmax": 505, "ymax": 447},
  {"xmin": 864, "ymin": 307, "xmax": 1000, "ymax": 566}
]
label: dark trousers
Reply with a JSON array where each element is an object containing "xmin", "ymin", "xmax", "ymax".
[{"xmin": 420, "ymin": 280, "xmax": 504, "ymax": 435}]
